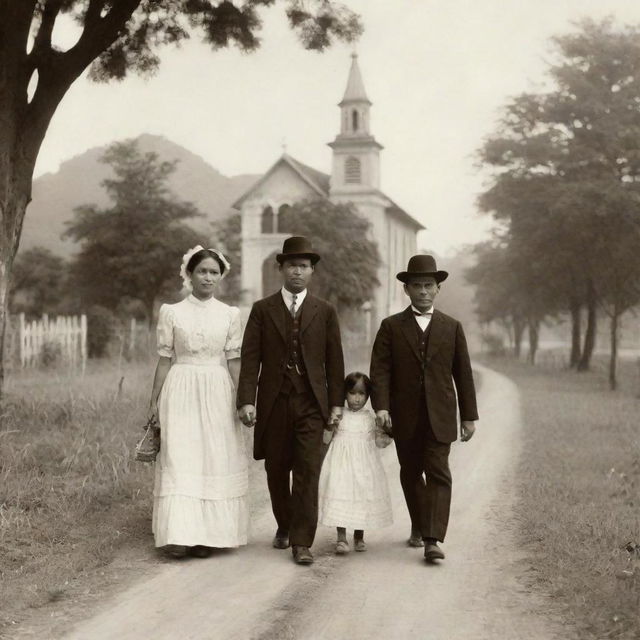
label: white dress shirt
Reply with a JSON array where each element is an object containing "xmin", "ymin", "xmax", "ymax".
[
  {"xmin": 281, "ymin": 287, "xmax": 307, "ymax": 315},
  {"xmin": 412, "ymin": 305, "xmax": 434, "ymax": 332}
]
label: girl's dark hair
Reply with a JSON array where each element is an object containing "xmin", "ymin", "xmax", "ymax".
[
  {"xmin": 344, "ymin": 371, "xmax": 372, "ymax": 399},
  {"xmin": 186, "ymin": 249, "xmax": 226, "ymax": 275}
]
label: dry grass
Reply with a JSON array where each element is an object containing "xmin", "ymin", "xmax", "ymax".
[
  {"xmin": 0, "ymin": 360, "xmax": 158, "ymax": 632},
  {"xmin": 483, "ymin": 354, "xmax": 640, "ymax": 640}
]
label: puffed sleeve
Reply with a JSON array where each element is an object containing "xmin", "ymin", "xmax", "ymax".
[
  {"xmin": 156, "ymin": 304, "xmax": 174, "ymax": 358},
  {"xmin": 224, "ymin": 306, "xmax": 242, "ymax": 360}
]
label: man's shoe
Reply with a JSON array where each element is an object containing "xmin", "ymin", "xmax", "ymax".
[
  {"xmin": 407, "ymin": 532, "xmax": 424, "ymax": 548},
  {"xmin": 292, "ymin": 545, "xmax": 314, "ymax": 565},
  {"xmin": 424, "ymin": 542, "xmax": 445, "ymax": 562},
  {"xmin": 273, "ymin": 530, "xmax": 290, "ymax": 549}
]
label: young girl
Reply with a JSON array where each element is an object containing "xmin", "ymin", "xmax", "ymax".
[{"xmin": 318, "ymin": 372, "xmax": 393, "ymax": 553}]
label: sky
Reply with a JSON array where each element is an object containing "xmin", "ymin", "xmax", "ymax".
[{"xmin": 37, "ymin": 0, "xmax": 640, "ymax": 255}]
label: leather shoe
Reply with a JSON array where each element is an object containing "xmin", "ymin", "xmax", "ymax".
[
  {"xmin": 292, "ymin": 545, "xmax": 314, "ymax": 565},
  {"xmin": 407, "ymin": 533, "xmax": 424, "ymax": 548},
  {"xmin": 424, "ymin": 543, "xmax": 445, "ymax": 562},
  {"xmin": 273, "ymin": 530, "xmax": 290, "ymax": 549}
]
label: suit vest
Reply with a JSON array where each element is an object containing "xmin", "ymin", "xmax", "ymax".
[
  {"xmin": 415, "ymin": 319, "xmax": 432, "ymax": 384},
  {"xmin": 280, "ymin": 297, "xmax": 309, "ymax": 394}
]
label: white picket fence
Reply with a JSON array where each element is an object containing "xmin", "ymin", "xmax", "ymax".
[{"xmin": 19, "ymin": 313, "xmax": 87, "ymax": 369}]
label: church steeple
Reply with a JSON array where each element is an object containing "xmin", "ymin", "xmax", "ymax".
[{"xmin": 329, "ymin": 54, "xmax": 382, "ymax": 194}]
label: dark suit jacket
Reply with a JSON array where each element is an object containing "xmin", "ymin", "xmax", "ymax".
[
  {"xmin": 237, "ymin": 292, "xmax": 345, "ymax": 460},
  {"xmin": 370, "ymin": 307, "xmax": 478, "ymax": 444}
]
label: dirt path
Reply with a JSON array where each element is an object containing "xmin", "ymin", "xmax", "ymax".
[{"xmin": 61, "ymin": 365, "xmax": 567, "ymax": 640}]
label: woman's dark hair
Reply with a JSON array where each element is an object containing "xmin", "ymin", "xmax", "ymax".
[
  {"xmin": 344, "ymin": 371, "xmax": 372, "ymax": 399},
  {"xmin": 186, "ymin": 249, "xmax": 226, "ymax": 275}
]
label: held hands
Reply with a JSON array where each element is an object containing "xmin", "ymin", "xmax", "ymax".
[
  {"xmin": 238, "ymin": 404, "xmax": 257, "ymax": 428},
  {"xmin": 460, "ymin": 420, "xmax": 476, "ymax": 442},
  {"xmin": 375, "ymin": 410, "xmax": 393, "ymax": 435},
  {"xmin": 327, "ymin": 406, "xmax": 343, "ymax": 430}
]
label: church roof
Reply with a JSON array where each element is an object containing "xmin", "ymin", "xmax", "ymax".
[
  {"xmin": 380, "ymin": 192, "xmax": 426, "ymax": 231},
  {"xmin": 340, "ymin": 54, "xmax": 371, "ymax": 106},
  {"xmin": 232, "ymin": 154, "xmax": 330, "ymax": 209}
]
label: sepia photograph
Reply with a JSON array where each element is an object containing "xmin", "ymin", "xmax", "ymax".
[{"xmin": 1, "ymin": 1, "xmax": 640, "ymax": 638}]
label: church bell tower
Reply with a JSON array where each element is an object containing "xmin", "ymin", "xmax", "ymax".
[{"xmin": 329, "ymin": 54, "xmax": 383, "ymax": 195}]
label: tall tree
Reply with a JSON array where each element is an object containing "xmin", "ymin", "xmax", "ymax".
[
  {"xmin": 210, "ymin": 212, "xmax": 241, "ymax": 305},
  {"xmin": 477, "ymin": 19, "xmax": 640, "ymax": 375},
  {"xmin": 65, "ymin": 139, "xmax": 201, "ymax": 321},
  {"xmin": 0, "ymin": 0, "xmax": 361, "ymax": 391},
  {"xmin": 278, "ymin": 198, "xmax": 380, "ymax": 310}
]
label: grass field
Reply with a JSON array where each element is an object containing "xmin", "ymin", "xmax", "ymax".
[{"xmin": 483, "ymin": 355, "xmax": 640, "ymax": 640}]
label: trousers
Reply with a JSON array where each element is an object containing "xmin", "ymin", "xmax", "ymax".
[{"xmin": 263, "ymin": 385, "xmax": 324, "ymax": 547}]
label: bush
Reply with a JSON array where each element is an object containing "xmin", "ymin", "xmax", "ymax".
[
  {"xmin": 482, "ymin": 332, "xmax": 506, "ymax": 357},
  {"xmin": 41, "ymin": 340, "xmax": 62, "ymax": 367},
  {"xmin": 86, "ymin": 305, "xmax": 120, "ymax": 358}
]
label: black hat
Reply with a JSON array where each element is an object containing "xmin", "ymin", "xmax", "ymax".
[
  {"xmin": 396, "ymin": 255, "xmax": 448, "ymax": 284},
  {"xmin": 276, "ymin": 236, "xmax": 321, "ymax": 265}
]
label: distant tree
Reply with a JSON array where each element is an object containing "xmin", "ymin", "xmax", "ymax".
[
  {"xmin": 210, "ymin": 213, "xmax": 241, "ymax": 305},
  {"xmin": 477, "ymin": 19, "xmax": 640, "ymax": 376},
  {"xmin": 278, "ymin": 199, "xmax": 380, "ymax": 310},
  {"xmin": 65, "ymin": 140, "xmax": 201, "ymax": 322},
  {"xmin": 0, "ymin": 1, "xmax": 361, "ymax": 391},
  {"xmin": 9, "ymin": 247, "xmax": 70, "ymax": 316}
]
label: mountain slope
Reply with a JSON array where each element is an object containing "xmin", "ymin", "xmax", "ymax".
[{"xmin": 22, "ymin": 134, "xmax": 259, "ymax": 256}]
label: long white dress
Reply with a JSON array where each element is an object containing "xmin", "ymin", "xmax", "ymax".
[
  {"xmin": 152, "ymin": 294, "xmax": 248, "ymax": 548},
  {"xmin": 318, "ymin": 408, "xmax": 393, "ymax": 530}
]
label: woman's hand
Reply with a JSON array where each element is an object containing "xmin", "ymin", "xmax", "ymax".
[{"xmin": 147, "ymin": 401, "xmax": 159, "ymax": 424}]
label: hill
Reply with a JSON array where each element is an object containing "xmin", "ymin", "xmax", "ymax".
[{"xmin": 21, "ymin": 134, "xmax": 259, "ymax": 256}]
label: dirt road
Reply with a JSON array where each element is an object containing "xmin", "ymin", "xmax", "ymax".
[{"xmin": 63, "ymin": 365, "xmax": 567, "ymax": 640}]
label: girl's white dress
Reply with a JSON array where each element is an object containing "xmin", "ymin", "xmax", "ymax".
[
  {"xmin": 318, "ymin": 408, "xmax": 393, "ymax": 529},
  {"xmin": 152, "ymin": 294, "xmax": 248, "ymax": 548}
]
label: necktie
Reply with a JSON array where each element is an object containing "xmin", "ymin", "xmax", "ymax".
[
  {"xmin": 414, "ymin": 310, "xmax": 432, "ymax": 317},
  {"xmin": 290, "ymin": 294, "xmax": 298, "ymax": 318}
]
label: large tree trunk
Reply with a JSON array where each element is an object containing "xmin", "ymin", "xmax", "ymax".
[
  {"xmin": 569, "ymin": 297, "xmax": 581, "ymax": 368},
  {"xmin": 609, "ymin": 311, "xmax": 619, "ymax": 391},
  {"xmin": 578, "ymin": 279, "xmax": 597, "ymax": 372},
  {"xmin": 527, "ymin": 318, "xmax": 539, "ymax": 365}
]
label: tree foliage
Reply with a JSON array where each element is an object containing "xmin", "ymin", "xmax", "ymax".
[
  {"xmin": 279, "ymin": 199, "xmax": 380, "ymax": 309},
  {"xmin": 9, "ymin": 247, "xmax": 71, "ymax": 316},
  {"xmin": 475, "ymin": 19, "xmax": 640, "ymax": 383},
  {"xmin": 210, "ymin": 212, "xmax": 241, "ymax": 304},
  {"xmin": 64, "ymin": 139, "xmax": 201, "ymax": 320}
]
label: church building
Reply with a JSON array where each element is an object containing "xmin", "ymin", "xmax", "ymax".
[{"xmin": 233, "ymin": 55, "xmax": 424, "ymax": 329}]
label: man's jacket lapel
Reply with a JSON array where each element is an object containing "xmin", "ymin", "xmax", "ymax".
[
  {"xmin": 400, "ymin": 306, "xmax": 422, "ymax": 363},
  {"xmin": 266, "ymin": 293, "xmax": 287, "ymax": 343},
  {"xmin": 300, "ymin": 295, "xmax": 319, "ymax": 335},
  {"xmin": 426, "ymin": 309, "xmax": 444, "ymax": 359}
]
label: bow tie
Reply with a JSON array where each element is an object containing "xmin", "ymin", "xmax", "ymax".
[{"xmin": 413, "ymin": 310, "xmax": 433, "ymax": 317}]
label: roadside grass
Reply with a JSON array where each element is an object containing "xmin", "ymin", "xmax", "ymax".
[
  {"xmin": 483, "ymin": 355, "xmax": 640, "ymax": 640},
  {"xmin": 0, "ymin": 358, "xmax": 271, "ymax": 636}
]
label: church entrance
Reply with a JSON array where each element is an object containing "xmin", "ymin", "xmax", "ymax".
[{"xmin": 262, "ymin": 251, "xmax": 281, "ymax": 297}]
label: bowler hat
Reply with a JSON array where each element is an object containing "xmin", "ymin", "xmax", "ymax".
[
  {"xmin": 276, "ymin": 236, "xmax": 320, "ymax": 265},
  {"xmin": 396, "ymin": 255, "xmax": 448, "ymax": 284}
]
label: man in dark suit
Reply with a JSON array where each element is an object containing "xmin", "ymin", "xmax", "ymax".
[
  {"xmin": 370, "ymin": 254, "xmax": 478, "ymax": 563},
  {"xmin": 237, "ymin": 236, "xmax": 345, "ymax": 565}
]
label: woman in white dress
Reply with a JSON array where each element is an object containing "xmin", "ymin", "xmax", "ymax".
[{"xmin": 148, "ymin": 246, "xmax": 248, "ymax": 558}]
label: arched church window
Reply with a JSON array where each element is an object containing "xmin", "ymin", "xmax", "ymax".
[
  {"xmin": 352, "ymin": 109, "xmax": 359, "ymax": 132},
  {"xmin": 261, "ymin": 206, "xmax": 274, "ymax": 233},
  {"xmin": 277, "ymin": 204, "xmax": 292, "ymax": 233},
  {"xmin": 345, "ymin": 156, "xmax": 361, "ymax": 184}
]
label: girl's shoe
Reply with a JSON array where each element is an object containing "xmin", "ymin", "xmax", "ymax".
[
  {"xmin": 335, "ymin": 540, "xmax": 350, "ymax": 554},
  {"xmin": 189, "ymin": 545, "xmax": 214, "ymax": 558},
  {"xmin": 354, "ymin": 539, "xmax": 367, "ymax": 552}
]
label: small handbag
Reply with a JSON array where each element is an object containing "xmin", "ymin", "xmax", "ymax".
[{"xmin": 135, "ymin": 417, "xmax": 161, "ymax": 462}]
